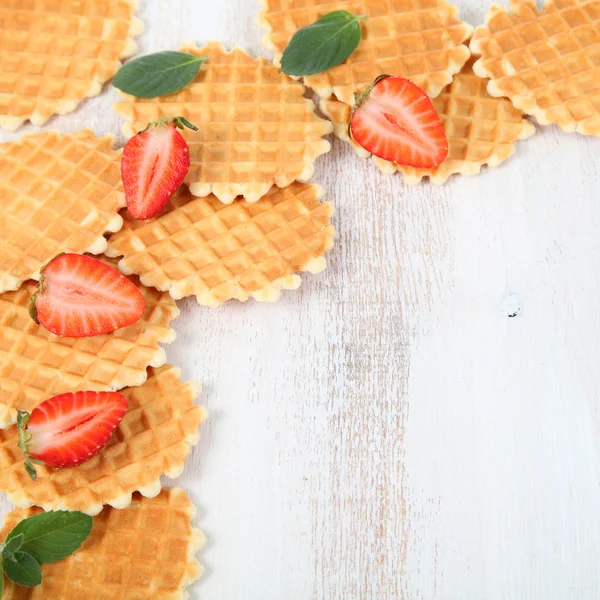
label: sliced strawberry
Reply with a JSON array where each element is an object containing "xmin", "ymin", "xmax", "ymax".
[
  {"xmin": 121, "ymin": 116, "xmax": 197, "ymax": 220},
  {"xmin": 17, "ymin": 391, "xmax": 128, "ymax": 479},
  {"xmin": 30, "ymin": 253, "xmax": 145, "ymax": 338},
  {"xmin": 350, "ymin": 76, "xmax": 448, "ymax": 169}
]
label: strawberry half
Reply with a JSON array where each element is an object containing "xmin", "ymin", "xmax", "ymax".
[
  {"xmin": 30, "ymin": 253, "xmax": 146, "ymax": 338},
  {"xmin": 121, "ymin": 116, "xmax": 197, "ymax": 220},
  {"xmin": 17, "ymin": 391, "xmax": 128, "ymax": 479},
  {"xmin": 350, "ymin": 75, "xmax": 448, "ymax": 168}
]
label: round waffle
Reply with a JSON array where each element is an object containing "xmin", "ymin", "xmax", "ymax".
[
  {"xmin": 471, "ymin": 0, "xmax": 600, "ymax": 136},
  {"xmin": 113, "ymin": 41, "xmax": 332, "ymax": 204},
  {"xmin": 0, "ymin": 263, "xmax": 179, "ymax": 428},
  {"xmin": 105, "ymin": 181, "xmax": 335, "ymax": 307},
  {"xmin": 320, "ymin": 61, "xmax": 535, "ymax": 183},
  {"xmin": 0, "ymin": 487, "xmax": 204, "ymax": 599},
  {"xmin": 0, "ymin": 130, "xmax": 126, "ymax": 293},
  {"xmin": 0, "ymin": 0, "xmax": 143, "ymax": 131},
  {"xmin": 257, "ymin": 0, "xmax": 473, "ymax": 104},
  {"xmin": 0, "ymin": 366, "xmax": 205, "ymax": 515}
]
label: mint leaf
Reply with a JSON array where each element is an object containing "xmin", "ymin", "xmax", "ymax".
[
  {"xmin": 0, "ymin": 512, "xmax": 91, "ymax": 591},
  {"xmin": 113, "ymin": 51, "xmax": 208, "ymax": 98},
  {"xmin": 6, "ymin": 511, "xmax": 92, "ymax": 565},
  {"xmin": 2, "ymin": 533, "xmax": 23, "ymax": 557},
  {"xmin": 3, "ymin": 552, "xmax": 41, "ymax": 587},
  {"xmin": 281, "ymin": 10, "xmax": 365, "ymax": 76}
]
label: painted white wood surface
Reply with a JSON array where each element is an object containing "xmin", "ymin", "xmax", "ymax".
[{"xmin": 2, "ymin": 1, "xmax": 600, "ymax": 598}]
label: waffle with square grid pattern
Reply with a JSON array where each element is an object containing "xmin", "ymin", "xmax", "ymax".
[
  {"xmin": 0, "ymin": 130, "xmax": 126, "ymax": 293},
  {"xmin": 471, "ymin": 0, "xmax": 600, "ymax": 136},
  {"xmin": 0, "ymin": 366, "xmax": 205, "ymax": 515},
  {"xmin": 257, "ymin": 0, "xmax": 473, "ymax": 104},
  {"xmin": 320, "ymin": 60, "xmax": 535, "ymax": 183},
  {"xmin": 0, "ymin": 487, "xmax": 204, "ymax": 599},
  {"xmin": 0, "ymin": 0, "xmax": 142, "ymax": 131},
  {"xmin": 114, "ymin": 41, "xmax": 332, "ymax": 204},
  {"xmin": 105, "ymin": 181, "xmax": 335, "ymax": 306},
  {"xmin": 0, "ymin": 264, "xmax": 179, "ymax": 427}
]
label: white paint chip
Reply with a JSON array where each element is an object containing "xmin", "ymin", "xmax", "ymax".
[{"xmin": 500, "ymin": 293, "xmax": 522, "ymax": 318}]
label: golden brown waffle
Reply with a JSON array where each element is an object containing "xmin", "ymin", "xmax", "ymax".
[
  {"xmin": 0, "ymin": 0, "xmax": 143, "ymax": 130},
  {"xmin": 105, "ymin": 181, "xmax": 335, "ymax": 306},
  {"xmin": 320, "ymin": 61, "xmax": 535, "ymax": 183},
  {"xmin": 257, "ymin": 0, "xmax": 473, "ymax": 104},
  {"xmin": 0, "ymin": 487, "xmax": 204, "ymax": 599},
  {"xmin": 0, "ymin": 264, "xmax": 178, "ymax": 428},
  {"xmin": 0, "ymin": 366, "xmax": 205, "ymax": 515},
  {"xmin": 471, "ymin": 0, "xmax": 600, "ymax": 136},
  {"xmin": 0, "ymin": 130, "xmax": 126, "ymax": 293},
  {"xmin": 113, "ymin": 41, "xmax": 332, "ymax": 204}
]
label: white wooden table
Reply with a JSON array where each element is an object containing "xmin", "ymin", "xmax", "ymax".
[{"xmin": 2, "ymin": 1, "xmax": 600, "ymax": 598}]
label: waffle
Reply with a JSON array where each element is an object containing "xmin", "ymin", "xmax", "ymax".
[
  {"xmin": 0, "ymin": 0, "xmax": 143, "ymax": 131},
  {"xmin": 0, "ymin": 130, "xmax": 126, "ymax": 293},
  {"xmin": 470, "ymin": 0, "xmax": 600, "ymax": 136},
  {"xmin": 257, "ymin": 0, "xmax": 473, "ymax": 104},
  {"xmin": 0, "ymin": 487, "xmax": 204, "ymax": 599},
  {"xmin": 0, "ymin": 262, "xmax": 179, "ymax": 428},
  {"xmin": 105, "ymin": 181, "xmax": 335, "ymax": 307},
  {"xmin": 320, "ymin": 61, "xmax": 536, "ymax": 183},
  {"xmin": 0, "ymin": 366, "xmax": 205, "ymax": 515},
  {"xmin": 113, "ymin": 41, "xmax": 332, "ymax": 204}
]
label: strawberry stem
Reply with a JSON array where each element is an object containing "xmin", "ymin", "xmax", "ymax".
[
  {"xmin": 353, "ymin": 74, "xmax": 392, "ymax": 109},
  {"xmin": 28, "ymin": 263, "xmax": 52, "ymax": 325},
  {"xmin": 17, "ymin": 410, "xmax": 38, "ymax": 481},
  {"xmin": 28, "ymin": 294, "xmax": 39, "ymax": 324},
  {"xmin": 141, "ymin": 116, "xmax": 198, "ymax": 133},
  {"xmin": 349, "ymin": 73, "xmax": 393, "ymax": 141}
]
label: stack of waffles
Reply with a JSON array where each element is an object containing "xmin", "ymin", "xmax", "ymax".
[
  {"xmin": 109, "ymin": 40, "xmax": 336, "ymax": 306},
  {"xmin": 0, "ymin": 123, "xmax": 207, "ymax": 596},
  {"xmin": 0, "ymin": 2, "xmax": 338, "ymax": 596},
  {"xmin": 0, "ymin": 126, "xmax": 207, "ymax": 595},
  {"xmin": 258, "ymin": 0, "xmax": 600, "ymax": 183}
]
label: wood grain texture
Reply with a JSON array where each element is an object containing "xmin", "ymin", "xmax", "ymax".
[{"xmin": 1, "ymin": 1, "xmax": 600, "ymax": 599}]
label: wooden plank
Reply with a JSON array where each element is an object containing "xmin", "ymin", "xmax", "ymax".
[{"xmin": 1, "ymin": 1, "xmax": 600, "ymax": 598}]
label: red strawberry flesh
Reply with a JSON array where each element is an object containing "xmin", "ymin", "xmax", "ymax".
[
  {"xmin": 19, "ymin": 391, "xmax": 128, "ymax": 472},
  {"xmin": 350, "ymin": 76, "xmax": 448, "ymax": 169},
  {"xmin": 122, "ymin": 122, "xmax": 191, "ymax": 220},
  {"xmin": 33, "ymin": 253, "xmax": 145, "ymax": 338}
]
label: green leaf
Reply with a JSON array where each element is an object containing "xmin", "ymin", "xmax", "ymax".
[
  {"xmin": 281, "ymin": 10, "xmax": 365, "ymax": 77},
  {"xmin": 0, "ymin": 554, "xmax": 4, "ymax": 598},
  {"xmin": 3, "ymin": 552, "xmax": 41, "ymax": 587},
  {"xmin": 23, "ymin": 461, "xmax": 38, "ymax": 481},
  {"xmin": 113, "ymin": 51, "xmax": 208, "ymax": 98},
  {"xmin": 173, "ymin": 116, "xmax": 198, "ymax": 131},
  {"xmin": 6, "ymin": 511, "xmax": 92, "ymax": 565},
  {"xmin": 2, "ymin": 534, "xmax": 23, "ymax": 557}
]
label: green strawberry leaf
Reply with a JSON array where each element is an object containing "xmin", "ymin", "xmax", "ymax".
[
  {"xmin": 16, "ymin": 410, "xmax": 41, "ymax": 481},
  {"xmin": 3, "ymin": 552, "xmax": 41, "ymax": 587},
  {"xmin": 141, "ymin": 116, "xmax": 199, "ymax": 133},
  {"xmin": 280, "ymin": 10, "xmax": 365, "ymax": 77},
  {"xmin": 2, "ymin": 533, "xmax": 23, "ymax": 557},
  {"xmin": 113, "ymin": 51, "xmax": 208, "ymax": 98},
  {"xmin": 0, "ymin": 556, "xmax": 3, "ymax": 598},
  {"xmin": 6, "ymin": 511, "xmax": 92, "ymax": 565}
]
